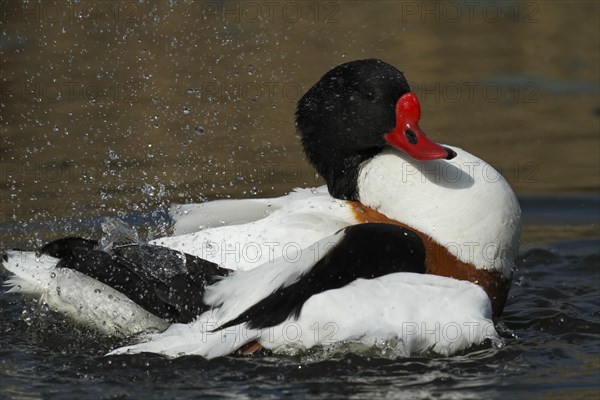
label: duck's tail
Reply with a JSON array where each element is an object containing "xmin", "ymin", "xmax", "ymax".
[
  {"xmin": 3, "ymin": 250, "xmax": 59, "ymax": 296},
  {"xmin": 2, "ymin": 238, "xmax": 231, "ymax": 337}
]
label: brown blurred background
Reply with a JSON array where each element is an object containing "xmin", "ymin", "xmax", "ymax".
[{"xmin": 1, "ymin": 0, "xmax": 599, "ymax": 248}]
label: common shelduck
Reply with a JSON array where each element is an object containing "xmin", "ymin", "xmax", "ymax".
[{"xmin": 2, "ymin": 59, "xmax": 521, "ymax": 358}]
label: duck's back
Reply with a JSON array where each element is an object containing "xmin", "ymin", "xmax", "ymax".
[{"xmin": 152, "ymin": 187, "xmax": 356, "ymax": 271}]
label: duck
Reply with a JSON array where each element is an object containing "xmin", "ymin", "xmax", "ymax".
[{"xmin": 2, "ymin": 59, "xmax": 521, "ymax": 358}]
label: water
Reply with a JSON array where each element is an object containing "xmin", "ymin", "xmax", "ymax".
[
  {"xmin": 1, "ymin": 221, "xmax": 598, "ymax": 399},
  {"xmin": 1, "ymin": 1, "xmax": 599, "ymax": 399}
]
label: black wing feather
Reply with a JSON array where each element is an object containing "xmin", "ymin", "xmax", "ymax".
[
  {"xmin": 43, "ymin": 237, "xmax": 230, "ymax": 323},
  {"xmin": 217, "ymin": 223, "xmax": 426, "ymax": 330}
]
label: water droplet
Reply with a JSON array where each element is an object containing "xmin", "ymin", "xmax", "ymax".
[
  {"xmin": 94, "ymin": 288, "xmax": 101, "ymax": 294},
  {"xmin": 107, "ymin": 150, "xmax": 118, "ymax": 161},
  {"xmin": 50, "ymin": 272, "xmax": 56, "ymax": 278},
  {"xmin": 194, "ymin": 126, "xmax": 204, "ymax": 136},
  {"xmin": 182, "ymin": 106, "xmax": 191, "ymax": 115},
  {"xmin": 247, "ymin": 65, "xmax": 255, "ymax": 76},
  {"xmin": 142, "ymin": 183, "xmax": 156, "ymax": 196}
]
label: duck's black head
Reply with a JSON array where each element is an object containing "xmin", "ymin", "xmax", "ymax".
[{"xmin": 296, "ymin": 59, "xmax": 455, "ymax": 200}]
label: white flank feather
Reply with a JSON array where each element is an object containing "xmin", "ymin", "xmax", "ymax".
[
  {"xmin": 170, "ymin": 198, "xmax": 279, "ymax": 235},
  {"xmin": 109, "ymin": 273, "xmax": 497, "ymax": 358}
]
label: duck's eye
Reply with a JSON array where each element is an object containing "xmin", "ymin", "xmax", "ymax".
[
  {"xmin": 363, "ymin": 91, "xmax": 375, "ymax": 100},
  {"xmin": 405, "ymin": 129, "xmax": 418, "ymax": 144}
]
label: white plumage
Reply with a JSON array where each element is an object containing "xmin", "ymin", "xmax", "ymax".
[
  {"xmin": 109, "ymin": 271, "xmax": 496, "ymax": 358},
  {"xmin": 3, "ymin": 251, "xmax": 168, "ymax": 337}
]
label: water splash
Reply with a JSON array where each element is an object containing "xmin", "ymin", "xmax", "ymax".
[{"xmin": 99, "ymin": 218, "xmax": 141, "ymax": 252}]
